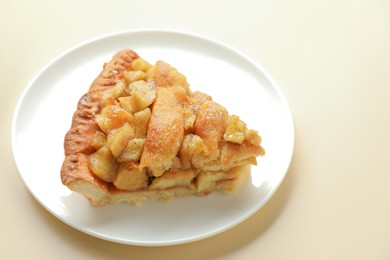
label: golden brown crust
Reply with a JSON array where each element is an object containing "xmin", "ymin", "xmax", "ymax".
[
  {"xmin": 61, "ymin": 153, "xmax": 108, "ymax": 189},
  {"xmin": 61, "ymin": 49, "xmax": 139, "ymax": 187},
  {"xmin": 139, "ymin": 86, "xmax": 187, "ymax": 176},
  {"xmin": 194, "ymin": 101, "xmax": 229, "ymax": 159},
  {"xmin": 148, "ymin": 61, "xmax": 190, "ymax": 93}
]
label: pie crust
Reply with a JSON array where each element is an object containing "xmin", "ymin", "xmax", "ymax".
[{"xmin": 61, "ymin": 49, "xmax": 265, "ymax": 206}]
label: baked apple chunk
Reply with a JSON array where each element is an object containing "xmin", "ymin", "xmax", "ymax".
[{"xmin": 61, "ymin": 49, "xmax": 265, "ymax": 206}]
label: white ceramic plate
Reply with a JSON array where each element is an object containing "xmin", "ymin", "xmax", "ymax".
[{"xmin": 12, "ymin": 30, "xmax": 294, "ymax": 246}]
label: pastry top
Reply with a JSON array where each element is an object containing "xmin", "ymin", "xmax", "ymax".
[
  {"xmin": 139, "ymin": 86, "xmax": 187, "ymax": 176},
  {"xmin": 148, "ymin": 61, "xmax": 190, "ymax": 93}
]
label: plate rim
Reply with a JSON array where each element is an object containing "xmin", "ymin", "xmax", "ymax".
[{"xmin": 11, "ymin": 29, "xmax": 295, "ymax": 246}]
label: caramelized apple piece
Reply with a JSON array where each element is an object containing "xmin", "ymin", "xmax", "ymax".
[
  {"xmin": 95, "ymin": 105, "xmax": 133, "ymax": 133},
  {"xmin": 117, "ymin": 138, "xmax": 145, "ymax": 163},
  {"xmin": 113, "ymin": 163, "xmax": 148, "ymax": 190},
  {"xmin": 106, "ymin": 122, "xmax": 135, "ymax": 158},
  {"xmin": 131, "ymin": 58, "xmax": 152, "ymax": 72},
  {"xmin": 149, "ymin": 169, "xmax": 195, "ymax": 190},
  {"xmin": 89, "ymin": 146, "xmax": 117, "ymax": 182},
  {"xmin": 131, "ymin": 90, "xmax": 156, "ymax": 112},
  {"xmin": 245, "ymin": 129, "xmax": 262, "ymax": 146},
  {"xmin": 224, "ymin": 115, "xmax": 247, "ymax": 144},
  {"xmin": 90, "ymin": 131, "xmax": 107, "ymax": 150},
  {"xmin": 118, "ymin": 96, "xmax": 133, "ymax": 114},
  {"xmin": 179, "ymin": 134, "xmax": 209, "ymax": 169},
  {"xmin": 119, "ymin": 81, "xmax": 156, "ymax": 113},
  {"xmin": 123, "ymin": 70, "xmax": 147, "ymax": 83},
  {"xmin": 126, "ymin": 80, "xmax": 154, "ymax": 94},
  {"xmin": 100, "ymin": 81, "xmax": 126, "ymax": 108},
  {"xmin": 133, "ymin": 108, "xmax": 151, "ymax": 137},
  {"xmin": 182, "ymin": 108, "xmax": 196, "ymax": 133}
]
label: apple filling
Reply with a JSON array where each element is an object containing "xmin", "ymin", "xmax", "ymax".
[{"xmin": 87, "ymin": 57, "xmax": 265, "ymax": 195}]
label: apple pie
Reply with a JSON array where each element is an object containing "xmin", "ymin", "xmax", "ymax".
[{"xmin": 61, "ymin": 49, "xmax": 265, "ymax": 206}]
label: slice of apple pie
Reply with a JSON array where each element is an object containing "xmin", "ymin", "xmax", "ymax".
[{"xmin": 61, "ymin": 49, "xmax": 265, "ymax": 206}]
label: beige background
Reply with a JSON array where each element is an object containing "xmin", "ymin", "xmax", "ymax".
[{"xmin": 1, "ymin": 0, "xmax": 390, "ymax": 259}]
